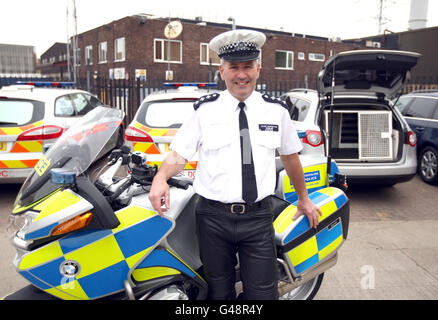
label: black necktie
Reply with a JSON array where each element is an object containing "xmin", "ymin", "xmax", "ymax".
[{"xmin": 238, "ymin": 102, "xmax": 258, "ymax": 204}]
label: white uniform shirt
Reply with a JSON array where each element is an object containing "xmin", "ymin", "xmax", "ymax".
[{"xmin": 170, "ymin": 90, "xmax": 303, "ymax": 203}]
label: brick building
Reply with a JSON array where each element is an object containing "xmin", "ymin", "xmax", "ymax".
[
  {"xmin": 75, "ymin": 15, "xmax": 360, "ymax": 87},
  {"xmin": 36, "ymin": 42, "xmax": 68, "ymax": 79},
  {"xmin": 347, "ymin": 26, "xmax": 438, "ymax": 85}
]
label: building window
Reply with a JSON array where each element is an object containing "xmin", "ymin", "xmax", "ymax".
[
  {"xmin": 275, "ymin": 50, "xmax": 293, "ymax": 70},
  {"xmin": 99, "ymin": 41, "xmax": 107, "ymax": 63},
  {"xmin": 76, "ymin": 48, "xmax": 81, "ymax": 66},
  {"xmin": 200, "ymin": 43, "xmax": 220, "ymax": 65},
  {"xmin": 309, "ymin": 53, "xmax": 325, "ymax": 62},
  {"xmin": 298, "ymin": 52, "xmax": 305, "ymax": 60},
  {"xmin": 85, "ymin": 45, "xmax": 93, "ymax": 65},
  {"xmin": 115, "ymin": 37, "xmax": 125, "ymax": 61},
  {"xmin": 154, "ymin": 39, "xmax": 182, "ymax": 63}
]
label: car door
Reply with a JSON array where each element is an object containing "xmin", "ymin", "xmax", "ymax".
[{"xmin": 401, "ymin": 97, "xmax": 438, "ymax": 149}]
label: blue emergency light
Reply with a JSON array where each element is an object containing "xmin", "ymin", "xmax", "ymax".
[
  {"xmin": 50, "ymin": 168, "xmax": 76, "ymax": 186},
  {"xmin": 163, "ymin": 83, "xmax": 218, "ymax": 88},
  {"xmin": 15, "ymin": 81, "xmax": 76, "ymax": 88}
]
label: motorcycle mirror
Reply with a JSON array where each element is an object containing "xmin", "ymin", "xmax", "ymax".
[
  {"xmin": 120, "ymin": 145, "xmax": 131, "ymax": 154},
  {"xmin": 50, "ymin": 168, "xmax": 76, "ymax": 186}
]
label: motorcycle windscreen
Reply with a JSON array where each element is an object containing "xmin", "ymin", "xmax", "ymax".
[
  {"xmin": 274, "ymin": 187, "xmax": 350, "ymax": 277},
  {"xmin": 15, "ymin": 106, "xmax": 123, "ymax": 210}
]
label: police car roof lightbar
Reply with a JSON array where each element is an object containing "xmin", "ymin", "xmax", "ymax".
[
  {"xmin": 163, "ymin": 83, "xmax": 218, "ymax": 88},
  {"xmin": 15, "ymin": 81, "xmax": 76, "ymax": 88}
]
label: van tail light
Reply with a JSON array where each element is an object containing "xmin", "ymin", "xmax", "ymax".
[
  {"xmin": 406, "ymin": 130, "xmax": 417, "ymax": 147},
  {"xmin": 17, "ymin": 125, "xmax": 64, "ymax": 141},
  {"xmin": 124, "ymin": 126, "xmax": 153, "ymax": 143},
  {"xmin": 302, "ymin": 130, "xmax": 323, "ymax": 147}
]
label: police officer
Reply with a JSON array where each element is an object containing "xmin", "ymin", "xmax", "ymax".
[{"xmin": 149, "ymin": 29, "xmax": 322, "ymax": 300}]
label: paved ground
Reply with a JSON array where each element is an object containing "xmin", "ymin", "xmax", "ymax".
[
  {"xmin": 0, "ymin": 174, "xmax": 437, "ymax": 300},
  {"xmin": 315, "ymin": 175, "xmax": 438, "ymax": 300}
]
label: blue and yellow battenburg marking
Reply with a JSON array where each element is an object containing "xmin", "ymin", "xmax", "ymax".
[
  {"xmin": 16, "ymin": 205, "xmax": 199, "ymax": 300},
  {"xmin": 274, "ymin": 187, "xmax": 348, "ymax": 276},
  {"xmin": 283, "ymin": 162, "xmax": 339, "ymax": 203}
]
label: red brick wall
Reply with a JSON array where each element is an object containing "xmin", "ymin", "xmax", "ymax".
[{"xmin": 76, "ymin": 16, "xmax": 360, "ymax": 84}]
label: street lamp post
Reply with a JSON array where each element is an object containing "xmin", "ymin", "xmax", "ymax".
[{"xmin": 228, "ymin": 17, "xmax": 236, "ymax": 30}]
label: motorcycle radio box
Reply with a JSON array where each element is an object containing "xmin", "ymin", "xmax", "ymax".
[{"xmin": 273, "ymin": 186, "xmax": 350, "ymax": 278}]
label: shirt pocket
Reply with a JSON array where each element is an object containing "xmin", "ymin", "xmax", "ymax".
[
  {"xmin": 254, "ymin": 130, "xmax": 281, "ymax": 151},
  {"xmin": 202, "ymin": 123, "xmax": 233, "ymax": 150}
]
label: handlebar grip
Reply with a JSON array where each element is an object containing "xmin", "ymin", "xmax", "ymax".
[{"xmin": 167, "ymin": 177, "xmax": 192, "ymax": 190}]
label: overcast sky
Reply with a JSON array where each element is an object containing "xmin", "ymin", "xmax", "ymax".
[{"xmin": 1, "ymin": 0, "xmax": 437, "ymax": 57}]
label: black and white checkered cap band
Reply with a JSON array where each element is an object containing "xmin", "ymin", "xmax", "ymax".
[{"xmin": 218, "ymin": 41, "xmax": 259, "ymax": 58}]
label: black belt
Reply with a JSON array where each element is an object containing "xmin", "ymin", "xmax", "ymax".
[{"xmin": 199, "ymin": 196, "xmax": 271, "ymax": 214}]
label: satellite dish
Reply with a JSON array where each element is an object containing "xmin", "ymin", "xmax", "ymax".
[{"xmin": 164, "ymin": 20, "xmax": 183, "ymax": 39}]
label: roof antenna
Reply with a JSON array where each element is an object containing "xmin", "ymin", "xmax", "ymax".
[{"xmin": 326, "ymin": 51, "xmax": 336, "ymax": 186}]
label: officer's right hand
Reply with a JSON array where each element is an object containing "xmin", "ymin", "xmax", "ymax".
[{"xmin": 149, "ymin": 175, "xmax": 170, "ymax": 217}]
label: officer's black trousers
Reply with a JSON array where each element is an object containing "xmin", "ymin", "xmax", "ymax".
[{"xmin": 196, "ymin": 197, "xmax": 279, "ymax": 300}]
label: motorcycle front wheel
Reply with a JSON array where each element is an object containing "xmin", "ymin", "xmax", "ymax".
[{"xmin": 278, "ymin": 273, "xmax": 324, "ymax": 300}]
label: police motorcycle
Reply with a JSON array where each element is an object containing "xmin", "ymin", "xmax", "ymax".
[{"xmin": 4, "ymin": 105, "xmax": 349, "ymax": 300}]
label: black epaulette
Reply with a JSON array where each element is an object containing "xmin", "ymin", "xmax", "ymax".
[
  {"xmin": 262, "ymin": 94, "xmax": 288, "ymax": 109},
  {"xmin": 193, "ymin": 93, "xmax": 220, "ymax": 111}
]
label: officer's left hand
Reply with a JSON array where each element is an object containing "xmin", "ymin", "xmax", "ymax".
[
  {"xmin": 149, "ymin": 175, "xmax": 170, "ymax": 217},
  {"xmin": 293, "ymin": 197, "xmax": 322, "ymax": 229}
]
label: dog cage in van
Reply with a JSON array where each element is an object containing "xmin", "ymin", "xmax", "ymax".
[{"xmin": 324, "ymin": 110, "xmax": 394, "ymax": 161}]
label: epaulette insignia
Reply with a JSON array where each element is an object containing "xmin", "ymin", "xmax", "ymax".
[
  {"xmin": 262, "ymin": 94, "xmax": 288, "ymax": 109},
  {"xmin": 193, "ymin": 93, "xmax": 220, "ymax": 110}
]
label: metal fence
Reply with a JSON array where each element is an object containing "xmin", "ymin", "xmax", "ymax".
[
  {"xmin": 1, "ymin": 76, "xmax": 437, "ymax": 124},
  {"xmin": 76, "ymin": 77, "xmax": 318, "ymax": 123}
]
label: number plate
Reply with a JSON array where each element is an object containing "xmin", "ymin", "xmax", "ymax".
[
  {"xmin": 0, "ymin": 142, "xmax": 6, "ymax": 151},
  {"xmin": 34, "ymin": 154, "xmax": 51, "ymax": 176}
]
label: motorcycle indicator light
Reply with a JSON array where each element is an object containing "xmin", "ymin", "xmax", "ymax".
[{"xmin": 51, "ymin": 212, "xmax": 93, "ymax": 236}]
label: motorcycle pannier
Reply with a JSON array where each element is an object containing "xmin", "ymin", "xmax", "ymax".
[{"xmin": 273, "ymin": 187, "xmax": 350, "ymax": 277}]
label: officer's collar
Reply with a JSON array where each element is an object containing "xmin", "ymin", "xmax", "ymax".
[{"xmin": 224, "ymin": 90, "xmax": 259, "ymax": 111}]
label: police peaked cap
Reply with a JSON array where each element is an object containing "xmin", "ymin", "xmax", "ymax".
[{"xmin": 209, "ymin": 29, "xmax": 266, "ymax": 62}]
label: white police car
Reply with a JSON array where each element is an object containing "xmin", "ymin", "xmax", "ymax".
[
  {"xmin": 124, "ymin": 83, "xmax": 221, "ymax": 179},
  {"xmin": 0, "ymin": 81, "xmax": 108, "ymax": 183}
]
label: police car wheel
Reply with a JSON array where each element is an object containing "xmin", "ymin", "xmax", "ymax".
[
  {"xmin": 278, "ymin": 273, "xmax": 324, "ymax": 300},
  {"xmin": 419, "ymin": 146, "xmax": 438, "ymax": 185}
]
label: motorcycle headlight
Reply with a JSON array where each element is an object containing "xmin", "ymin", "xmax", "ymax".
[{"xmin": 7, "ymin": 211, "xmax": 38, "ymax": 240}]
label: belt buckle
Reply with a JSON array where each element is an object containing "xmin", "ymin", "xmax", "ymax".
[{"xmin": 231, "ymin": 204, "xmax": 245, "ymax": 214}]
